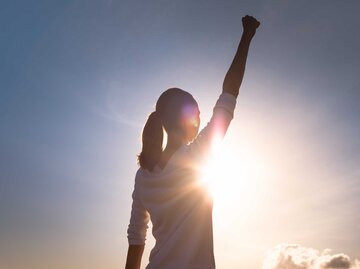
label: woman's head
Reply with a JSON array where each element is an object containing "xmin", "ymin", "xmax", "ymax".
[
  {"xmin": 156, "ymin": 88, "xmax": 200, "ymax": 141},
  {"xmin": 138, "ymin": 88, "xmax": 200, "ymax": 171}
]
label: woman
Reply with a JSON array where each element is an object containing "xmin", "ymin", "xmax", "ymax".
[{"xmin": 126, "ymin": 15, "xmax": 260, "ymax": 269}]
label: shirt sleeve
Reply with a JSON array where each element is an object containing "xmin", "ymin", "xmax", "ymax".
[
  {"xmin": 127, "ymin": 173, "xmax": 150, "ymax": 245},
  {"xmin": 187, "ymin": 92, "xmax": 237, "ymax": 164}
]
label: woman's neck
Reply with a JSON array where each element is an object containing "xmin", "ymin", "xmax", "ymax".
[{"xmin": 158, "ymin": 136, "xmax": 185, "ymax": 169}]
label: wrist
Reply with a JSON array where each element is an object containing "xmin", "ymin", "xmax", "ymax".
[
  {"xmin": 242, "ymin": 30, "xmax": 254, "ymax": 40},
  {"xmin": 241, "ymin": 32, "xmax": 253, "ymax": 43}
]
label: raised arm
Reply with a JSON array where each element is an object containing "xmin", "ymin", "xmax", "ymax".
[
  {"xmin": 187, "ymin": 15, "xmax": 260, "ymax": 163},
  {"xmin": 222, "ymin": 15, "xmax": 260, "ymax": 97}
]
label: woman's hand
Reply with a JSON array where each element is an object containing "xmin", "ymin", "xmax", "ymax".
[
  {"xmin": 242, "ymin": 15, "xmax": 260, "ymax": 39},
  {"xmin": 222, "ymin": 15, "xmax": 260, "ymax": 97}
]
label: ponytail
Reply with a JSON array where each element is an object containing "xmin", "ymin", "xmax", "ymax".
[{"xmin": 138, "ymin": 111, "xmax": 163, "ymax": 171}]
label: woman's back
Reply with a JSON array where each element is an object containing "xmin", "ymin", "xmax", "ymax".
[
  {"xmin": 134, "ymin": 145, "xmax": 215, "ymax": 268},
  {"xmin": 128, "ymin": 93, "xmax": 237, "ymax": 268}
]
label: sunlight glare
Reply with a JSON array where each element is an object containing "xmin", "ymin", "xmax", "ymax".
[{"xmin": 199, "ymin": 136, "xmax": 271, "ymax": 214}]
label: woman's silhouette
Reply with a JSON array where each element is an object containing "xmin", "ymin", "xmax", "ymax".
[{"xmin": 125, "ymin": 15, "xmax": 260, "ymax": 269}]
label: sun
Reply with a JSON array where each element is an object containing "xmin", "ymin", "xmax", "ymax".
[{"xmin": 199, "ymin": 137, "xmax": 270, "ymax": 213}]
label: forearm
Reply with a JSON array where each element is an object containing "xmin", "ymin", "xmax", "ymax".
[
  {"xmin": 125, "ymin": 244, "xmax": 145, "ymax": 269},
  {"xmin": 222, "ymin": 33, "xmax": 253, "ymax": 98}
]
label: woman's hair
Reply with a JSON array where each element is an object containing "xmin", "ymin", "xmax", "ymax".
[{"xmin": 138, "ymin": 88, "xmax": 198, "ymax": 171}]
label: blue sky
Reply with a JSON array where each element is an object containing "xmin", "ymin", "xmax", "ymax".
[{"xmin": 1, "ymin": 1, "xmax": 359, "ymax": 268}]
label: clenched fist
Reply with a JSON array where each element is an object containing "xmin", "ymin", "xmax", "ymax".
[{"xmin": 242, "ymin": 15, "xmax": 260, "ymax": 38}]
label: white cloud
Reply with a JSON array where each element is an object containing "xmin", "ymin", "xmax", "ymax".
[{"xmin": 262, "ymin": 244, "xmax": 360, "ymax": 269}]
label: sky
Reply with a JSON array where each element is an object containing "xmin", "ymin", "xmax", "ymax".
[{"xmin": 0, "ymin": 0, "xmax": 359, "ymax": 268}]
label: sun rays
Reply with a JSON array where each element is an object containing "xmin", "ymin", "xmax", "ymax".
[{"xmin": 199, "ymin": 135, "xmax": 271, "ymax": 213}]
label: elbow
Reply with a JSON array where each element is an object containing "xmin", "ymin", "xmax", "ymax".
[{"xmin": 222, "ymin": 83, "xmax": 239, "ymax": 97}]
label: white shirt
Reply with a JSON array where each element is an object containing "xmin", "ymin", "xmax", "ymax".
[{"xmin": 127, "ymin": 93, "xmax": 237, "ymax": 269}]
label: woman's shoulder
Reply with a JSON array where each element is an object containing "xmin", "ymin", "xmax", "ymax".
[{"xmin": 134, "ymin": 144, "xmax": 195, "ymax": 179}]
